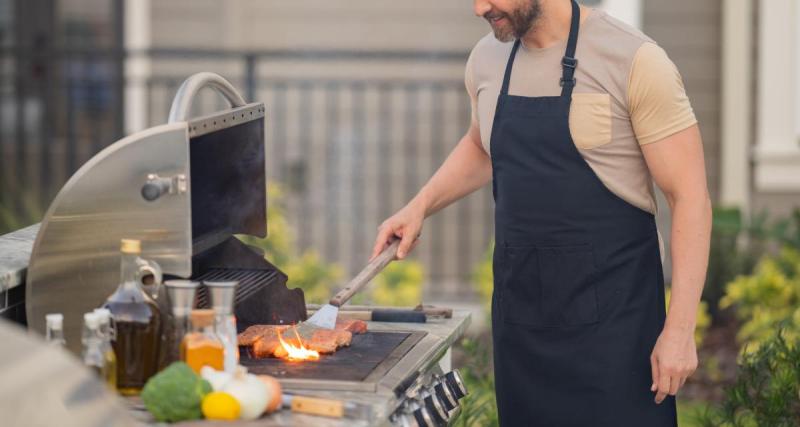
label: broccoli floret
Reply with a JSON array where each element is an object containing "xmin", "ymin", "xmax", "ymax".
[{"xmin": 141, "ymin": 362, "xmax": 213, "ymax": 422}]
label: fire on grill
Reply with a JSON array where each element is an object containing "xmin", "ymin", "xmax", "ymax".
[{"xmin": 238, "ymin": 319, "xmax": 368, "ymax": 360}]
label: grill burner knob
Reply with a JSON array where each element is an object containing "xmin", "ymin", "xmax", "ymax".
[
  {"xmin": 433, "ymin": 380, "xmax": 458, "ymax": 411},
  {"xmin": 444, "ymin": 370, "xmax": 468, "ymax": 400},
  {"xmin": 421, "ymin": 389, "xmax": 448, "ymax": 426},
  {"xmin": 411, "ymin": 405, "xmax": 435, "ymax": 427}
]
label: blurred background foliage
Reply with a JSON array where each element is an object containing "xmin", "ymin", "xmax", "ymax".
[{"xmin": 238, "ymin": 183, "xmax": 424, "ymax": 306}]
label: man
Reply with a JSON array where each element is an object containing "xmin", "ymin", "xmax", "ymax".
[{"xmin": 371, "ymin": 0, "xmax": 711, "ymax": 425}]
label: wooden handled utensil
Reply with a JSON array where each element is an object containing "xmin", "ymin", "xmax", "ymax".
[{"xmin": 292, "ymin": 238, "xmax": 401, "ymax": 340}]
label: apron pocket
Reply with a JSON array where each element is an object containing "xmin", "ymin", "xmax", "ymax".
[{"xmin": 501, "ymin": 243, "xmax": 599, "ymax": 328}]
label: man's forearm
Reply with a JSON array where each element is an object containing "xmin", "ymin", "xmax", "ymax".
[
  {"xmin": 409, "ymin": 131, "xmax": 492, "ymax": 218},
  {"xmin": 664, "ymin": 193, "xmax": 712, "ymax": 334}
]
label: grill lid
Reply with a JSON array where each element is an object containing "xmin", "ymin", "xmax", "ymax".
[{"xmin": 26, "ymin": 73, "xmax": 269, "ymax": 353}]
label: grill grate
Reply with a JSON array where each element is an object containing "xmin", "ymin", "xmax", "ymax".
[{"xmin": 194, "ymin": 268, "xmax": 279, "ymax": 309}]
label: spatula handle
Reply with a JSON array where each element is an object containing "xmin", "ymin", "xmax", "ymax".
[{"xmin": 329, "ymin": 238, "xmax": 401, "ymax": 307}]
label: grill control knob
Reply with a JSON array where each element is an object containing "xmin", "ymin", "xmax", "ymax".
[
  {"xmin": 412, "ymin": 406, "xmax": 435, "ymax": 427},
  {"xmin": 433, "ymin": 380, "xmax": 458, "ymax": 411},
  {"xmin": 444, "ymin": 370, "xmax": 468, "ymax": 400},
  {"xmin": 421, "ymin": 388, "xmax": 448, "ymax": 426}
]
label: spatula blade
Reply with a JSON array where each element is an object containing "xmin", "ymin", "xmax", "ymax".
[{"xmin": 304, "ymin": 304, "xmax": 338, "ymax": 330}]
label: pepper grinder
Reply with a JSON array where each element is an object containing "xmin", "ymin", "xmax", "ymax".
[
  {"xmin": 204, "ymin": 280, "xmax": 239, "ymax": 373},
  {"xmin": 164, "ymin": 280, "xmax": 200, "ymax": 365}
]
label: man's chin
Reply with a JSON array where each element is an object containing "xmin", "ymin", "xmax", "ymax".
[{"xmin": 492, "ymin": 29, "xmax": 515, "ymax": 43}]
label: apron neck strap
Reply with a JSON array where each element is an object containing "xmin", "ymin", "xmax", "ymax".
[
  {"xmin": 559, "ymin": 0, "xmax": 580, "ymax": 98},
  {"xmin": 499, "ymin": 0, "xmax": 581, "ymax": 99}
]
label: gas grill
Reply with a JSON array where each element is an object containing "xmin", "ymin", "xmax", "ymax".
[{"xmin": 18, "ymin": 73, "xmax": 470, "ymax": 426}]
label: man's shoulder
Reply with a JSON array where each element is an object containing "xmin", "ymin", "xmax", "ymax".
[
  {"xmin": 588, "ymin": 10, "xmax": 655, "ymax": 46},
  {"xmin": 469, "ymin": 32, "xmax": 514, "ymax": 63},
  {"xmin": 581, "ymin": 10, "xmax": 657, "ymax": 69}
]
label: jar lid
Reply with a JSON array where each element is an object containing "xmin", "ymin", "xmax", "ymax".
[{"xmin": 45, "ymin": 313, "xmax": 63, "ymax": 329}]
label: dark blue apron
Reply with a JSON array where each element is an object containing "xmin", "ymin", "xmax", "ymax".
[{"xmin": 490, "ymin": 2, "xmax": 678, "ymax": 425}]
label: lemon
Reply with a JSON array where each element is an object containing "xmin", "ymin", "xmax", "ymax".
[{"xmin": 202, "ymin": 391, "xmax": 241, "ymax": 420}]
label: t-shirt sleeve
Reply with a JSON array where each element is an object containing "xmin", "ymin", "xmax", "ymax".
[
  {"xmin": 465, "ymin": 48, "xmax": 479, "ymax": 127},
  {"xmin": 627, "ymin": 42, "xmax": 697, "ymax": 145}
]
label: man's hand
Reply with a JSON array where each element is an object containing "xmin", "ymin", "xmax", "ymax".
[
  {"xmin": 371, "ymin": 201, "xmax": 425, "ymax": 260},
  {"xmin": 650, "ymin": 327, "xmax": 698, "ymax": 403}
]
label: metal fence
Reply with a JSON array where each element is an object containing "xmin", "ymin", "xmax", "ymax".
[{"xmin": 0, "ymin": 48, "xmax": 493, "ymax": 301}]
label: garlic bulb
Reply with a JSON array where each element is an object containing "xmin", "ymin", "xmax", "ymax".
[
  {"xmin": 200, "ymin": 366, "xmax": 232, "ymax": 391},
  {"xmin": 222, "ymin": 367, "xmax": 271, "ymax": 420}
]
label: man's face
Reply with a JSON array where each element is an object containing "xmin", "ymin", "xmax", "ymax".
[{"xmin": 474, "ymin": 0, "xmax": 543, "ymax": 42}]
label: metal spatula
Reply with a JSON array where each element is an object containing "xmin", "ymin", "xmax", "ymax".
[{"xmin": 292, "ymin": 238, "xmax": 401, "ymax": 340}]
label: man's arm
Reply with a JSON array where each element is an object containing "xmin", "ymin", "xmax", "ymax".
[
  {"xmin": 642, "ymin": 123, "xmax": 712, "ymax": 403},
  {"xmin": 371, "ymin": 119, "xmax": 491, "ymax": 259}
]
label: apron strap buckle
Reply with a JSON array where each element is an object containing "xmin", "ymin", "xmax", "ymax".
[
  {"xmin": 562, "ymin": 56, "xmax": 578, "ymax": 69},
  {"xmin": 560, "ymin": 77, "xmax": 577, "ymax": 87}
]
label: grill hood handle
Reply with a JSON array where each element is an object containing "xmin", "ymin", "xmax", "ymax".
[{"xmin": 168, "ymin": 72, "xmax": 247, "ymax": 123}]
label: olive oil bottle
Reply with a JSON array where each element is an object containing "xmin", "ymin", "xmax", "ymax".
[{"xmin": 103, "ymin": 239, "xmax": 163, "ymax": 396}]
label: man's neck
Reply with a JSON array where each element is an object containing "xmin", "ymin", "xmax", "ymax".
[{"xmin": 520, "ymin": 0, "xmax": 587, "ymax": 50}]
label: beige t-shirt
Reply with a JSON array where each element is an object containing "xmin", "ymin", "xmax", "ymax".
[{"xmin": 466, "ymin": 9, "xmax": 697, "ymax": 215}]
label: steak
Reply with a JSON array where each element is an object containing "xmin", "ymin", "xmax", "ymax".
[{"xmin": 239, "ymin": 319, "xmax": 367, "ymax": 358}]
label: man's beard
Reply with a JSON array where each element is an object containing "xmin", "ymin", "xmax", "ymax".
[{"xmin": 485, "ymin": 0, "xmax": 542, "ymax": 42}]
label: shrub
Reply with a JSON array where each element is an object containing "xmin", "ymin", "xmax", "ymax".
[
  {"xmin": 720, "ymin": 247, "xmax": 800, "ymax": 353},
  {"xmin": 694, "ymin": 331, "xmax": 800, "ymax": 427},
  {"xmin": 453, "ymin": 337, "xmax": 499, "ymax": 427},
  {"xmin": 371, "ymin": 260, "xmax": 424, "ymax": 307},
  {"xmin": 472, "ymin": 241, "xmax": 494, "ymax": 311}
]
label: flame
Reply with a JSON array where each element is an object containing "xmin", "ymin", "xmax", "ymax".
[{"xmin": 277, "ymin": 325, "xmax": 320, "ymax": 362}]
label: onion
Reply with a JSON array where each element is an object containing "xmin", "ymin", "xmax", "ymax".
[{"xmin": 257, "ymin": 375, "xmax": 283, "ymax": 413}]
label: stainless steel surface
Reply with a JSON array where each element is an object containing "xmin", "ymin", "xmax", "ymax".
[
  {"xmin": 168, "ymin": 72, "xmax": 247, "ymax": 123},
  {"xmin": 187, "ymin": 102, "xmax": 265, "ymax": 138},
  {"xmin": 0, "ymin": 224, "xmax": 38, "ymax": 292},
  {"xmin": 164, "ymin": 280, "xmax": 199, "ymax": 317},
  {"xmin": 26, "ymin": 123, "xmax": 193, "ymax": 353},
  {"xmin": 204, "ymin": 281, "xmax": 237, "ymax": 316}
]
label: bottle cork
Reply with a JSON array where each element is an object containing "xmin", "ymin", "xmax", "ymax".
[
  {"xmin": 120, "ymin": 239, "xmax": 142, "ymax": 254},
  {"xmin": 189, "ymin": 309, "xmax": 216, "ymax": 328}
]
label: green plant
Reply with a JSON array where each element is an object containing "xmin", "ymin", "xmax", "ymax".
[
  {"xmin": 720, "ymin": 247, "xmax": 800, "ymax": 353},
  {"xmin": 706, "ymin": 207, "xmax": 800, "ymax": 320},
  {"xmin": 0, "ymin": 190, "xmax": 47, "ymax": 234},
  {"xmin": 694, "ymin": 331, "xmax": 800, "ymax": 427},
  {"xmin": 371, "ymin": 260, "xmax": 424, "ymax": 306},
  {"xmin": 472, "ymin": 241, "xmax": 494, "ymax": 311},
  {"xmin": 453, "ymin": 337, "xmax": 499, "ymax": 427}
]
